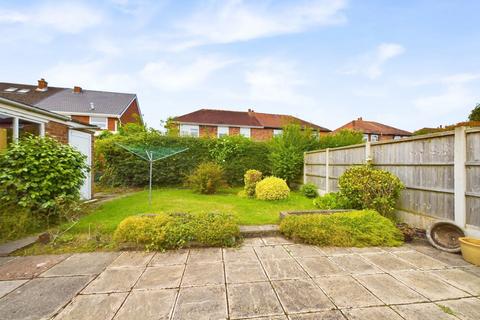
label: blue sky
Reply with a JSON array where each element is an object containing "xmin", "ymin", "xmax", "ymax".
[{"xmin": 1, "ymin": 0, "xmax": 479, "ymax": 131}]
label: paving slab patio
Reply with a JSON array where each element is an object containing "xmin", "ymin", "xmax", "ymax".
[{"xmin": 0, "ymin": 237, "xmax": 479, "ymax": 320}]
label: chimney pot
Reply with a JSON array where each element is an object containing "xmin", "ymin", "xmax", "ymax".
[
  {"xmin": 73, "ymin": 86, "xmax": 82, "ymax": 93},
  {"xmin": 36, "ymin": 78, "xmax": 48, "ymax": 91},
  {"xmin": 357, "ymin": 117, "xmax": 363, "ymax": 121}
]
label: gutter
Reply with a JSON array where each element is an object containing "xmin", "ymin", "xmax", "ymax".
[{"xmin": 0, "ymin": 96, "xmax": 70, "ymax": 121}]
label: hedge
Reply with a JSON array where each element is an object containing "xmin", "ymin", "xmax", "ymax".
[{"xmin": 95, "ymin": 132, "xmax": 271, "ymax": 187}]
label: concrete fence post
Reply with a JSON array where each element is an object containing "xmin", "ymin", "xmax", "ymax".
[
  {"xmin": 325, "ymin": 148, "xmax": 330, "ymax": 193},
  {"xmin": 303, "ymin": 152, "xmax": 307, "ymax": 185},
  {"xmin": 365, "ymin": 141, "xmax": 372, "ymax": 163},
  {"xmin": 454, "ymin": 126, "xmax": 467, "ymax": 228}
]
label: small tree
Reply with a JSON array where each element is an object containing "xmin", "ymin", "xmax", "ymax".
[
  {"xmin": 268, "ymin": 124, "xmax": 319, "ymax": 186},
  {"xmin": 468, "ymin": 103, "xmax": 480, "ymax": 121}
]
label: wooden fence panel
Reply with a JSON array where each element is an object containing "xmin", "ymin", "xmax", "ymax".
[{"xmin": 466, "ymin": 130, "xmax": 480, "ymax": 227}]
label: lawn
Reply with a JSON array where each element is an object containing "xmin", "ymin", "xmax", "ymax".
[{"xmin": 71, "ymin": 187, "xmax": 316, "ymax": 235}]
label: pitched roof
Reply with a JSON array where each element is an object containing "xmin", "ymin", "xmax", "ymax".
[
  {"xmin": 0, "ymin": 81, "xmax": 137, "ymax": 116},
  {"xmin": 174, "ymin": 109, "xmax": 330, "ymax": 131},
  {"xmin": 335, "ymin": 118, "xmax": 412, "ymax": 136}
]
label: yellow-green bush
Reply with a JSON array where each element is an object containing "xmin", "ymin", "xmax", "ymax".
[
  {"xmin": 244, "ymin": 169, "xmax": 262, "ymax": 198},
  {"xmin": 280, "ymin": 210, "xmax": 404, "ymax": 247},
  {"xmin": 113, "ymin": 212, "xmax": 239, "ymax": 250},
  {"xmin": 186, "ymin": 162, "xmax": 225, "ymax": 194},
  {"xmin": 255, "ymin": 176, "xmax": 290, "ymax": 200}
]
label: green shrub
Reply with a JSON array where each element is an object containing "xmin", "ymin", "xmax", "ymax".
[
  {"xmin": 186, "ymin": 162, "xmax": 225, "ymax": 194},
  {"xmin": 338, "ymin": 165, "xmax": 404, "ymax": 219},
  {"xmin": 280, "ymin": 210, "xmax": 404, "ymax": 247},
  {"xmin": 244, "ymin": 169, "xmax": 263, "ymax": 198},
  {"xmin": 113, "ymin": 212, "xmax": 239, "ymax": 250},
  {"xmin": 256, "ymin": 176, "xmax": 290, "ymax": 200},
  {"xmin": 318, "ymin": 129, "xmax": 363, "ymax": 149},
  {"xmin": 0, "ymin": 135, "xmax": 88, "ymax": 220},
  {"xmin": 313, "ymin": 192, "xmax": 351, "ymax": 209},
  {"xmin": 300, "ymin": 183, "xmax": 319, "ymax": 198}
]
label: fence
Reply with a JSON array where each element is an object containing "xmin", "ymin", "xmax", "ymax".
[{"xmin": 304, "ymin": 127, "xmax": 480, "ymax": 237}]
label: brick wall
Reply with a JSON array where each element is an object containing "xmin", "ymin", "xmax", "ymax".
[
  {"xmin": 71, "ymin": 115, "xmax": 89, "ymax": 124},
  {"xmin": 229, "ymin": 127, "xmax": 240, "ymax": 136},
  {"xmin": 251, "ymin": 128, "xmax": 273, "ymax": 141},
  {"xmin": 120, "ymin": 98, "xmax": 141, "ymax": 124},
  {"xmin": 200, "ymin": 125, "xmax": 217, "ymax": 138},
  {"xmin": 45, "ymin": 121, "xmax": 69, "ymax": 144},
  {"xmin": 108, "ymin": 118, "xmax": 117, "ymax": 131}
]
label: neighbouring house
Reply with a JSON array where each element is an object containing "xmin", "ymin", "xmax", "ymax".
[
  {"xmin": 0, "ymin": 79, "xmax": 142, "ymax": 133},
  {"xmin": 173, "ymin": 108, "xmax": 331, "ymax": 141},
  {"xmin": 0, "ymin": 96, "xmax": 96, "ymax": 199},
  {"xmin": 335, "ymin": 117, "xmax": 412, "ymax": 142}
]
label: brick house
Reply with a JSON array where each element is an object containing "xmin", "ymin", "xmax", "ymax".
[
  {"xmin": 0, "ymin": 96, "xmax": 96, "ymax": 199},
  {"xmin": 173, "ymin": 109, "xmax": 330, "ymax": 141},
  {"xmin": 0, "ymin": 79, "xmax": 142, "ymax": 133},
  {"xmin": 335, "ymin": 117, "xmax": 412, "ymax": 142}
]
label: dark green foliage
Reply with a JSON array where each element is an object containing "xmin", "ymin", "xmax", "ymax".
[
  {"xmin": 269, "ymin": 124, "xmax": 320, "ymax": 186},
  {"xmin": 280, "ymin": 210, "xmax": 404, "ymax": 247},
  {"xmin": 186, "ymin": 162, "xmax": 225, "ymax": 194},
  {"xmin": 300, "ymin": 183, "xmax": 319, "ymax": 198},
  {"xmin": 313, "ymin": 192, "xmax": 351, "ymax": 209},
  {"xmin": 0, "ymin": 135, "xmax": 87, "ymax": 216},
  {"xmin": 244, "ymin": 169, "xmax": 262, "ymax": 198},
  {"xmin": 468, "ymin": 103, "xmax": 480, "ymax": 121},
  {"xmin": 113, "ymin": 212, "xmax": 239, "ymax": 250},
  {"xmin": 318, "ymin": 129, "xmax": 363, "ymax": 149},
  {"xmin": 96, "ymin": 132, "xmax": 270, "ymax": 187},
  {"xmin": 338, "ymin": 165, "xmax": 404, "ymax": 219}
]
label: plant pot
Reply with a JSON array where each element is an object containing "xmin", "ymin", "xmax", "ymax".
[
  {"xmin": 459, "ymin": 237, "xmax": 480, "ymax": 266},
  {"xmin": 426, "ymin": 220, "xmax": 465, "ymax": 253}
]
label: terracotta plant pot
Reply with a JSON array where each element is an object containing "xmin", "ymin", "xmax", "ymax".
[{"xmin": 459, "ymin": 237, "xmax": 480, "ymax": 266}]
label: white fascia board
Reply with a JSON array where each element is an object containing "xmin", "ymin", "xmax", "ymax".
[
  {"xmin": 52, "ymin": 111, "xmax": 121, "ymax": 118},
  {"xmin": 0, "ymin": 98, "xmax": 70, "ymax": 122}
]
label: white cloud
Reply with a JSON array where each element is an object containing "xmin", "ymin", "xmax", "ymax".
[
  {"xmin": 174, "ymin": 0, "xmax": 347, "ymax": 48},
  {"xmin": 342, "ymin": 43, "xmax": 405, "ymax": 79},
  {"xmin": 0, "ymin": 3, "xmax": 102, "ymax": 34},
  {"xmin": 140, "ymin": 56, "xmax": 234, "ymax": 91}
]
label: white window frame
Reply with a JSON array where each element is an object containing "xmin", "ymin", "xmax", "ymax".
[
  {"xmin": 217, "ymin": 126, "xmax": 229, "ymax": 138},
  {"xmin": 240, "ymin": 127, "xmax": 251, "ymax": 138},
  {"xmin": 362, "ymin": 134, "xmax": 369, "ymax": 142},
  {"xmin": 371, "ymin": 134, "xmax": 379, "ymax": 142},
  {"xmin": 273, "ymin": 129, "xmax": 283, "ymax": 137},
  {"xmin": 393, "ymin": 135, "xmax": 402, "ymax": 140},
  {"xmin": 180, "ymin": 124, "xmax": 199, "ymax": 137},
  {"xmin": 89, "ymin": 116, "xmax": 108, "ymax": 130}
]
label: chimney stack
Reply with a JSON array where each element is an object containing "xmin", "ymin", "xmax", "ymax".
[
  {"xmin": 73, "ymin": 86, "xmax": 82, "ymax": 93},
  {"xmin": 248, "ymin": 108, "xmax": 255, "ymax": 113},
  {"xmin": 36, "ymin": 78, "xmax": 48, "ymax": 92},
  {"xmin": 357, "ymin": 117, "xmax": 363, "ymax": 121}
]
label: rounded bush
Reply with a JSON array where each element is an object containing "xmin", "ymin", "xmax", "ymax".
[
  {"xmin": 186, "ymin": 162, "xmax": 225, "ymax": 194},
  {"xmin": 244, "ymin": 169, "xmax": 262, "ymax": 198},
  {"xmin": 300, "ymin": 183, "xmax": 319, "ymax": 198},
  {"xmin": 255, "ymin": 176, "xmax": 290, "ymax": 200}
]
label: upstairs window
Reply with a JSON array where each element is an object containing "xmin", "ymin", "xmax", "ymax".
[
  {"xmin": 90, "ymin": 117, "xmax": 108, "ymax": 130},
  {"xmin": 240, "ymin": 127, "xmax": 251, "ymax": 138},
  {"xmin": 371, "ymin": 134, "xmax": 379, "ymax": 142},
  {"xmin": 218, "ymin": 126, "xmax": 229, "ymax": 138},
  {"xmin": 180, "ymin": 124, "xmax": 199, "ymax": 137},
  {"xmin": 362, "ymin": 134, "xmax": 369, "ymax": 142}
]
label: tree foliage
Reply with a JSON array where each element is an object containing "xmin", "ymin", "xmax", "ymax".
[
  {"xmin": 468, "ymin": 103, "xmax": 480, "ymax": 121},
  {"xmin": 318, "ymin": 129, "xmax": 363, "ymax": 149}
]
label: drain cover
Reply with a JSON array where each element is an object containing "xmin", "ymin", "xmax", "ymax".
[{"xmin": 427, "ymin": 221, "xmax": 465, "ymax": 253}]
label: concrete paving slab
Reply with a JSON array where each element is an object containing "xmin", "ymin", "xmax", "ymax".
[
  {"xmin": 392, "ymin": 303, "xmax": 458, "ymax": 320},
  {"xmin": 262, "ymin": 259, "xmax": 308, "ymax": 280},
  {"xmin": 342, "ymin": 306, "xmax": 403, "ymax": 320},
  {"xmin": 296, "ymin": 257, "xmax": 346, "ymax": 277},
  {"xmin": 315, "ymin": 275, "xmax": 383, "ymax": 308},
  {"xmin": 330, "ymin": 255, "xmax": 382, "ymax": 275},
  {"xmin": 411, "ymin": 244, "xmax": 470, "ymax": 267},
  {"xmin": 173, "ymin": 285, "xmax": 227, "ymax": 320},
  {"xmin": 361, "ymin": 252, "xmax": 416, "ymax": 271},
  {"xmin": 181, "ymin": 261, "xmax": 224, "ymax": 287},
  {"xmin": 262, "ymin": 236, "xmax": 293, "ymax": 245},
  {"xmin": 223, "ymin": 247, "xmax": 258, "ymax": 262},
  {"xmin": 255, "ymin": 246, "xmax": 291, "ymax": 260},
  {"xmin": 438, "ymin": 297, "xmax": 480, "ymax": 320},
  {"xmin": 247, "ymin": 316, "xmax": 287, "ymax": 320},
  {"xmin": 149, "ymin": 250, "xmax": 188, "ymax": 266},
  {"xmin": 0, "ymin": 256, "xmax": 16, "ymax": 266},
  {"xmin": 393, "ymin": 251, "xmax": 447, "ymax": 270},
  {"xmin": 41, "ymin": 252, "xmax": 119, "ymax": 277},
  {"xmin": 242, "ymin": 238, "xmax": 266, "ymax": 247},
  {"xmin": 0, "ymin": 276, "xmax": 91, "ymax": 320},
  {"xmin": 381, "ymin": 246, "xmax": 416, "ymax": 253},
  {"xmin": 225, "ymin": 261, "xmax": 267, "ymax": 283},
  {"xmin": 393, "ymin": 270, "xmax": 470, "ymax": 301},
  {"xmin": 272, "ymin": 279, "xmax": 334, "ymax": 314},
  {"xmin": 288, "ymin": 310, "xmax": 345, "ymax": 319},
  {"xmin": 114, "ymin": 289, "xmax": 177, "ymax": 320},
  {"xmin": 283, "ymin": 244, "xmax": 324, "ymax": 257},
  {"xmin": 135, "ymin": 265, "xmax": 184, "ymax": 289},
  {"xmin": 0, "ymin": 235, "xmax": 37, "ymax": 256},
  {"xmin": 457, "ymin": 265, "xmax": 480, "ymax": 277},
  {"xmin": 349, "ymin": 247, "xmax": 384, "ymax": 254},
  {"xmin": 108, "ymin": 252, "xmax": 154, "ymax": 268},
  {"xmin": 355, "ymin": 274, "xmax": 427, "ymax": 305},
  {"xmin": 82, "ymin": 268, "xmax": 144, "ymax": 294},
  {"xmin": 433, "ymin": 268, "xmax": 480, "ymax": 295},
  {"xmin": 188, "ymin": 248, "xmax": 223, "ymax": 264},
  {"xmin": 228, "ymin": 282, "xmax": 283, "ymax": 319},
  {"xmin": 54, "ymin": 292, "xmax": 127, "ymax": 320},
  {"xmin": 320, "ymin": 247, "xmax": 353, "ymax": 256},
  {"xmin": 0, "ymin": 279, "xmax": 28, "ymax": 298},
  {"xmin": 0, "ymin": 254, "xmax": 69, "ymax": 280}
]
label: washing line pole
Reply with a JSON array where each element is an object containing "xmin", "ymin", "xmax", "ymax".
[{"xmin": 147, "ymin": 151, "xmax": 153, "ymax": 206}]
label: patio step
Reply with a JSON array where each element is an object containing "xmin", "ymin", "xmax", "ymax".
[
  {"xmin": 239, "ymin": 225, "xmax": 280, "ymax": 238},
  {"xmin": 0, "ymin": 235, "xmax": 38, "ymax": 256}
]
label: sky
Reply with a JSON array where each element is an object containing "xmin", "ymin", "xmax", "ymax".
[{"xmin": 1, "ymin": 0, "xmax": 479, "ymax": 131}]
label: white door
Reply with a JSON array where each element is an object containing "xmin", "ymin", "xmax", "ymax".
[{"xmin": 69, "ymin": 130, "xmax": 92, "ymax": 200}]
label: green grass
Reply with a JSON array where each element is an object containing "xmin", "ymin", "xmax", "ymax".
[{"xmin": 71, "ymin": 187, "xmax": 316, "ymax": 235}]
